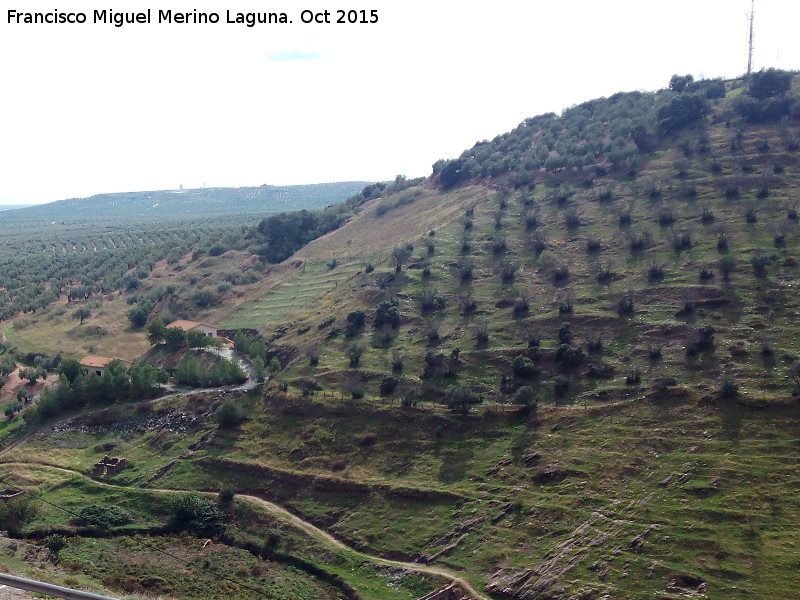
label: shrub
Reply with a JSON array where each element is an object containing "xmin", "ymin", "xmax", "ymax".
[
  {"xmin": 345, "ymin": 343, "xmax": 365, "ymax": 367},
  {"xmin": 374, "ymin": 299, "xmax": 400, "ymax": 329},
  {"xmin": 307, "ymin": 347, "xmax": 320, "ymax": 366},
  {"xmin": 551, "ymin": 265, "xmax": 569, "ymax": 283},
  {"xmin": 557, "ymin": 322, "xmax": 573, "ymax": 345},
  {"xmin": 585, "ymin": 237, "xmax": 601, "ymax": 253},
  {"xmin": 489, "ymin": 237, "xmax": 507, "ymax": 254},
  {"xmin": 671, "ymin": 230, "xmax": 692, "ymax": 251},
  {"xmin": 379, "ymin": 376, "xmax": 398, "ymax": 396},
  {"xmin": 557, "ymin": 293, "xmax": 573, "ymax": 314},
  {"xmin": 218, "ymin": 484, "xmax": 237, "ymax": 505},
  {"xmin": 75, "ymin": 505, "xmax": 133, "ymax": 529},
  {"xmin": 597, "ymin": 263, "xmax": 614, "ymax": 284},
  {"xmin": 648, "ymin": 345, "xmax": 663, "ymax": 360},
  {"xmin": 401, "ymin": 388, "xmax": 420, "ymax": 407},
  {"xmin": 658, "ymin": 211, "xmax": 675, "ymax": 227},
  {"xmin": 629, "ymin": 231, "xmax": 650, "ymax": 251},
  {"xmin": 553, "ymin": 375, "xmax": 570, "ymax": 397},
  {"xmin": 512, "ymin": 356, "xmax": 539, "ymax": 379},
  {"xmin": 44, "ymin": 535, "xmax": 67, "ymax": 556},
  {"xmin": 586, "ymin": 363, "xmax": 614, "ymax": 379},
  {"xmin": 498, "ymin": 261, "xmax": 518, "ymax": 283},
  {"xmin": 420, "ymin": 289, "xmax": 446, "ymax": 312},
  {"xmin": 474, "ymin": 324, "xmax": 489, "ymax": 345},
  {"xmin": 720, "ymin": 379, "xmax": 739, "ymax": 398},
  {"xmin": 724, "ymin": 185, "xmax": 740, "ymax": 200},
  {"xmin": 564, "ymin": 208, "xmax": 581, "ymax": 228},
  {"xmin": 444, "ymin": 385, "xmax": 482, "ymax": 414},
  {"xmin": 701, "ymin": 206, "xmax": 715, "ymax": 224},
  {"xmin": 718, "ymin": 255, "xmax": 735, "ymax": 280},
  {"xmin": 168, "ymin": 493, "xmax": 226, "ymax": 537},
  {"xmin": 647, "ymin": 263, "xmax": 665, "ymax": 281},
  {"xmin": 556, "ymin": 344, "xmax": 584, "ymax": 367},
  {"xmin": 391, "ymin": 349, "xmax": 404, "ymax": 372},
  {"xmin": 587, "ymin": 337, "xmax": 603, "ymax": 352},
  {"xmin": 625, "ymin": 369, "xmax": 641, "ymax": 385},
  {"xmin": 512, "ymin": 385, "xmax": 537, "ymax": 409},
  {"xmin": 215, "ymin": 402, "xmax": 245, "ymax": 428},
  {"xmin": 531, "ymin": 232, "xmax": 547, "ymax": 255},
  {"xmin": 513, "ymin": 296, "xmax": 529, "ymax": 315},
  {"xmin": 748, "ymin": 68, "xmax": 792, "ymax": 99},
  {"xmin": 345, "ymin": 310, "xmax": 366, "ymax": 337},
  {"xmin": 750, "ymin": 253, "xmax": 769, "ymax": 275},
  {"xmin": 461, "ymin": 295, "xmax": 477, "ymax": 315}
]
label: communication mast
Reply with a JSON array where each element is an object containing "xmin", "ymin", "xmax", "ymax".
[{"xmin": 746, "ymin": 0, "xmax": 755, "ymax": 76}]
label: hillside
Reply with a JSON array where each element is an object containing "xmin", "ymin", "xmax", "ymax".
[{"xmin": 1, "ymin": 71, "xmax": 799, "ymax": 600}]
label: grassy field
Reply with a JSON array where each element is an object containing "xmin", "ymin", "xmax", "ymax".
[{"xmin": 1, "ymin": 387, "xmax": 797, "ymax": 599}]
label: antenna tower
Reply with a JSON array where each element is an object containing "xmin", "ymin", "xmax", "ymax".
[{"xmin": 746, "ymin": 0, "xmax": 755, "ymax": 76}]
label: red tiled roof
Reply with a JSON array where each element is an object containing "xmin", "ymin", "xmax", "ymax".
[
  {"xmin": 79, "ymin": 355, "xmax": 115, "ymax": 368},
  {"xmin": 166, "ymin": 320, "xmax": 216, "ymax": 332}
]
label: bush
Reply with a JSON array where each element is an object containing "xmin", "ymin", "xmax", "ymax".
[
  {"xmin": 512, "ymin": 356, "xmax": 539, "ymax": 379},
  {"xmin": 720, "ymin": 379, "xmax": 739, "ymax": 399},
  {"xmin": 551, "ymin": 266, "xmax": 569, "ymax": 283},
  {"xmin": 44, "ymin": 534, "xmax": 67, "ymax": 555},
  {"xmin": 557, "ymin": 322, "xmax": 573, "ymax": 345},
  {"xmin": 75, "ymin": 504, "xmax": 133, "ymax": 529},
  {"xmin": 556, "ymin": 344, "xmax": 584, "ymax": 367},
  {"xmin": 512, "ymin": 385, "xmax": 537, "ymax": 409},
  {"xmin": 215, "ymin": 402, "xmax": 245, "ymax": 428},
  {"xmin": 553, "ymin": 375, "xmax": 570, "ymax": 397},
  {"xmin": 169, "ymin": 493, "xmax": 226, "ymax": 537},
  {"xmin": 218, "ymin": 484, "xmax": 237, "ymax": 505},
  {"xmin": 444, "ymin": 385, "xmax": 482, "ymax": 414},
  {"xmin": 346, "ymin": 343, "xmax": 364, "ymax": 367},
  {"xmin": 374, "ymin": 299, "xmax": 400, "ymax": 329},
  {"xmin": 420, "ymin": 289, "xmax": 446, "ymax": 312},
  {"xmin": 379, "ymin": 376, "xmax": 398, "ymax": 396},
  {"xmin": 748, "ymin": 68, "xmax": 792, "ymax": 99},
  {"xmin": 345, "ymin": 310, "xmax": 366, "ymax": 337}
]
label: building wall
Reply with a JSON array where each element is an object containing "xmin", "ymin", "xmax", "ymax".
[{"xmin": 193, "ymin": 325, "xmax": 217, "ymax": 338}]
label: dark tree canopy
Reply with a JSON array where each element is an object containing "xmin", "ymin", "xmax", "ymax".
[{"xmin": 749, "ymin": 68, "xmax": 793, "ymax": 100}]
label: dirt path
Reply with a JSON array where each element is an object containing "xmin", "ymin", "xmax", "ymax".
[{"xmin": 0, "ymin": 462, "xmax": 492, "ymax": 600}]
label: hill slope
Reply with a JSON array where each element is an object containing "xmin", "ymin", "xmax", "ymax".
[{"xmin": 1, "ymin": 71, "xmax": 800, "ymax": 600}]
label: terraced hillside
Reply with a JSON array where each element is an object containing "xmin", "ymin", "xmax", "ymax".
[{"xmin": 1, "ymin": 72, "xmax": 799, "ymax": 600}]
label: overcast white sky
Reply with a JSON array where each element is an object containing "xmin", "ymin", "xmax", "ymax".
[{"xmin": 1, "ymin": 0, "xmax": 798, "ymax": 204}]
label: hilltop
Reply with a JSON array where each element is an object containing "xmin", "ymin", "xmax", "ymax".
[{"xmin": 0, "ymin": 70, "xmax": 799, "ymax": 600}]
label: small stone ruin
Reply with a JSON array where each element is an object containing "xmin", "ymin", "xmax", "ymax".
[
  {"xmin": 0, "ymin": 489, "xmax": 24, "ymax": 502},
  {"xmin": 94, "ymin": 455, "xmax": 127, "ymax": 476}
]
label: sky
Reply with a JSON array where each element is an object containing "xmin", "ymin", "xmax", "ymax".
[{"xmin": 1, "ymin": 0, "xmax": 798, "ymax": 205}]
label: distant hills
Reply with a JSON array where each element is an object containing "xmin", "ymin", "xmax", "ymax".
[
  {"xmin": 0, "ymin": 204, "xmax": 34, "ymax": 211},
  {"xmin": 5, "ymin": 181, "xmax": 369, "ymax": 222}
]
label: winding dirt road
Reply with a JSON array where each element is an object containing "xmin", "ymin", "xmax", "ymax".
[{"xmin": 0, "ymin": 462, "xmax": 492, "ymax": 600}]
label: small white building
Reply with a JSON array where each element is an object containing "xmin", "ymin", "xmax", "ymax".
[
  {"xmin": 79, "ymin": 355, "xmax": 132, "ymax": 377},
  {"xmin": 166, "ymin": 319, "xmax": 217, "ymax": 339}
]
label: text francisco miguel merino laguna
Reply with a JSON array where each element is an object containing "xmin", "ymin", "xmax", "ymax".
[{"xmin": 6, "ymin": 8, "xmax": 299, "ymax": 27}]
